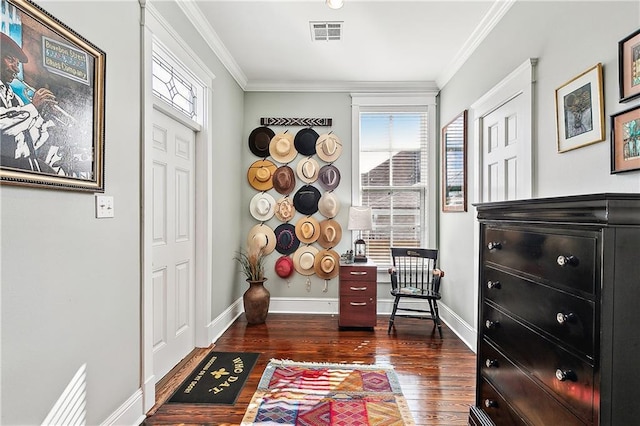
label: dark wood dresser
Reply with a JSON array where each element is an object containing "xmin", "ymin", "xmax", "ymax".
[
  {"xmin": 338, "ymin": 261, "xmax": 377, "ymax": 328},
  {"xmin": 469, "ymin": 193, "xmax": 640, "ymax": 426}
]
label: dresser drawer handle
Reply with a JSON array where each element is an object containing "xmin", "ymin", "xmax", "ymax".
[
  {"xmin": 350, "ymin": 271, "xmax": 367, "ymax": 276},
  {"xmin": 350, "ymin": 286, "xmax": 367, "ymax": 291},
  {"xmin": 556, "ymin": 312, "xmax": 575, "ymax": 325},
  {"xmin": 487, "ymin": 241, "xmax": 502, "ymax": 250},
  {"xmin": 350, "ymin": 302, "xmax": 367, "ymax": 306},
  {"xmin": 484, "ymin": 399, "xmax": 498, "ymax": 408},
  {"xmin": 555, "ymin": 369, "xmax": 576, "ymax": 382},
  {"xmin": 485, "ymin": 359, "xmax": 499, "ymax": 368},
  {"xmin": 487, "ymin": 280, "xmax": 501, "ymax": 289},
  {"xmin": 485, "ymin": 319, "xmax": 499, "ymax": 330},
  {"xmin": 556, "ymin": 255, "xmax": 577, "ymax": 266}
]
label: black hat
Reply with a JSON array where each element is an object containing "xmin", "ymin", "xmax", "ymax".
[
  {"xmin": 1, "ymin": 33, "xmax": 28, "ymax": 63},
  {"xmin": 293, "ymin": 185, "xmax": 321, "ymax": 215},
  {"xmin": 274, "ymin": 223, "xmax": 300, "ymax": 255},
  {"xmin": 248, "ymin": 126, "xmax": 275, "ymax": 158},
  {"xmin": 294, "ymin": 128, "xmax": 319, "ymax": 156}
]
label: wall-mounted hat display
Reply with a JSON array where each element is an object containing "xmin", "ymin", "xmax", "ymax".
[
  {"xmin": 295, "ymin": 216, "xmax": 321, "ymax": 244},
  {"xmin": 247, "ymin": 223, "xmax": 276, "ymax": 255},
  {"xmin": 247, "ymin": 159, "xmax": 277, "ymax": 191},
  {"xmin": 275, "ymin": 196, "xmax": 296, "ymax": 222},
  {"xmin": 318, "ymin": 191, "xmax": 340, "ymax": 219},
  {"xmin": 274, "ymin": 223, "xmax": 300, "ymax": 255},
  {"xmin": 294, "ymin": 128, "xmax": 319, "ymax": 156},
  {"xmin": 317, "ymin": 164, "xmax": 341, "ymax": 191},
  {"xmin": 275, "ymin": 255, "xmax": 294, "ymax": 278},
  {"xmin": 272, "ymin": 166, "xmax": 296, "ymax": 195},
  {"xmin": 293, "ymin": 185, "xmax": 321, "ymax": 215},
  {"xmin": 269, "ymin": 132, "xmax": 297, "ymax": 164},
  {"xmin": 249, "ymin": 192, "xmax": 276, "ymax": 222},
  {"xmin": 314, "ymin": 249, "xmax": 340, "ymax": 279},
  {"xmin": 316, "ymin": 133, "xmax": 342, "ymax": 163},
  {"xmin": 248, "ymin": 126, "xmax": 275, "ymax": 158},
  {"xmin": 293, "ymin": 245, "xmax": 319, "ymax": 276},
  {"xmin": 296, "ymin": 157, "xmax": 319, "ymax": 184},
  {"xmin": 318, "ymin": 219, "xmax": 342, "ymax": 249}
]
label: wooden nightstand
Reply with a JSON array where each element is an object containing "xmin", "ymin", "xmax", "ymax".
[{"xmin": 338, "ymin": 261, "xmax": 377, "ymax": 328}]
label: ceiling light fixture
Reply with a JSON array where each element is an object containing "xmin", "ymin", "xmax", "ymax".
[{"xmin": 326, "ymin": 0, "xmax": 343, "ymax": 10}]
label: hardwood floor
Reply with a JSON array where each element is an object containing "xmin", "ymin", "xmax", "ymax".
[{"xmin": 142, "ymin": 313, "xmax": 476, "ymax": 425}]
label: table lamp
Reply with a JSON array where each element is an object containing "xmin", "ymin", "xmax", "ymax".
[{"xmin": 347, "ymin": 206, "xmax": 372, "ymax": 263}]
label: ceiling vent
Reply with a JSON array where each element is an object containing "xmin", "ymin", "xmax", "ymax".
[{"xmin": 310, "ymin": 21, "xmax": 343, "ymax": 42}]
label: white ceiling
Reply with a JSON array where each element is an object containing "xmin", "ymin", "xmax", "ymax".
[{"xmin": 175, "ymin": 0, "xmax": 514, "ymax": 92}]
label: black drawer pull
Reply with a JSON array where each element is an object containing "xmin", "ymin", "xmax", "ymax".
[
  {"xmin": 555, "ymin": 369, "xmax": 576, "ymax": 382},
  {"xmin": 485, "ymin": 319, "xmax": 499, "ymax": 330},
  {"xmin": 485, "ymin": 359, "xmax": 499, "ymax": 368},
  {"xmin": 486, "ymin": 280, "xmax": 501, "ymax": 289},
  {"xmin": 487, "ymin": 241, "xmax": 502, "ymax": 250},
  {"xmin": 484, "ymin": 399, "xmax": 498, "ymax": 408},
  {"xmin": 556, "ymin": 255, "xmax": 577, "ymax": 266},
  {"xmin": 556, "ymin": 312, "xmax": 575, "ymax": 325}
]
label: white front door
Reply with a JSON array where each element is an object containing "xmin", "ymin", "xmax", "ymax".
[{"xmin": 152, "ymin": 108, "xmax": 196, "ymax": 381}]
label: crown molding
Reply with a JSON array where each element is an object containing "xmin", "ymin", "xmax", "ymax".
[
  {"xmin": 436, "ymin": 0, "xmax": 516, "ymax": 89},
  {"xmin": 244, "ymin": 79, "xmax": 440, "ymax": 93}
]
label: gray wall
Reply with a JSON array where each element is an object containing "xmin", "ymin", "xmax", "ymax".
[{"xmin": 438, "ymin": 1, "xmax": 640, "ymax": 333}]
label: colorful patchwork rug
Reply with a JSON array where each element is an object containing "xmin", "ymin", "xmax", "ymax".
[{"xmin": 241, "ymin": 359, "xmax": 415, "ymax": 425}]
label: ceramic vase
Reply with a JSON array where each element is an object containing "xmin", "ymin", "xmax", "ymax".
[{"xmin": 243, "ymin": 279, "xmax": 270, "ymax": 325}]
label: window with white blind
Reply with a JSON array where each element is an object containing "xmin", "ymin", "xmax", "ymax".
[{"xmin": 351, "ymin": 94, "xmax": 437, "ymax": 271}]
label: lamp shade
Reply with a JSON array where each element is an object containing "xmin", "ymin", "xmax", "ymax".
[{"xmin": 347, "ymin": 206, "xmax": 372, "ymax": 231}]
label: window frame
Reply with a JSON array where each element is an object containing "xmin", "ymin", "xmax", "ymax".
[{"xmin": 350, "ymin": 93, "xmax": 438, "ymax": 280}]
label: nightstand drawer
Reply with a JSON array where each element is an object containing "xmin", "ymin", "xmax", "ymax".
[
  {"xmin": 339, "ymin": 296, "xmax": 376, "ymax": 327},
  {"xmin": 339, "ymin": 265, "xmax": 376, "ymax": 282},
  {"xmin": 340, "ymin": 281, "xmax": 375, "ymax": 297}
]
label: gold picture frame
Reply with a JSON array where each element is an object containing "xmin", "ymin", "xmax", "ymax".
[
  {"xmin": 1, "ymin": 0, "xmax": 106, "ymax": 191},
  {"xmin": 441, "ymin": 110, "xmax": 467, "ymax": 212},
  {"xmin": 555, "ymin": 63, "xmax": 605, "ymax": 153}
]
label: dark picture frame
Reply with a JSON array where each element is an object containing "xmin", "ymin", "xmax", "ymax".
[
  {"xmin": 555, "ymin": 63, "xmax": 605, "ymax": 153},
  {"xmin": 1, "ymin": 0, "xmax": 106, "ymax": 191},
  {"xmin": 618, "ymin": 28, "xmax": 640, "ymax": 103},
  {"xmin": 610, "ymin": 105, "xmax": 640, "ymax": 174},
  {"xmin": 441, "ymin": 110, "xmax": 467, "ymax": 212}
]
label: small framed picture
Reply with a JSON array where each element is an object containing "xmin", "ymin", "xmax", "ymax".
[
  {"xmin": 441, "ymin": 110, "xmax": 467, "ymax": 212},
  {"xmin": 618, "ymin": 28, "xmax": 640, "ymax": 103},
  {"xmin": 555, "ymin": 63, "xmax": 605, "ymax": 153},
  {"xmin": 610, "ymin": 105, "xmax": 640, "ymax": 174}
]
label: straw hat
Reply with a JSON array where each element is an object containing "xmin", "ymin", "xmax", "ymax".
[
  {"xmin": 318, "ymin": 191, "xmax": 340, "ymax": 219},
  {"xmin": 272, "ymin": 166, "xmax": 296, "ymax": 195},
  {"xmin": 293, "ymin": 185, "xmax": 321, "ymax": 215},
  {"xmin": 274, "ymin": 223, "xmax": 300, "ymax": 255},
  {"xmin": 248, "ymin": 126, "xmax": 275, "ymax": 158},
  {"xmin": 269, "ymin": 132, "xmax": 297, "ymax": 164},
  {"xmin": 295, "ymin": 216, "xmax": 321, "ymax": 244},
  {"xmin": 318, "ymin": 219, "xmax": 342, "ymax": 249},
  {"xmin": 318, "ymin": 164, "xmax": 341, "ymax": 191},
  {"xmin": 246, "ymin": 223, "xmax": 276, "ymax": 255},
  {"xmin": 314, "ymin": 249, "xmax": 340, "ymax": 279},
  {"xmin": 293, "ymin": 245, "xmax": 319, "ymax": 276},
  {"xmin": 249, "ymin": 192, "xmax": 276, "ymax": 222},
  {"xmin": 316, "ymin": 133, "xmax": 343, "ymax": 163},
  {"xmin": 294, "ymin": 128, "xmax": 319, "ymax": 156},
  {"xmin": 274, "ymin": 196, "xmax": 296, "ymax": 222},
  {"xmin": 296, "ymin": 157, "xmax": 319, "ymax": 184},
  {"xmin": 275, "ymin": 255, "xmax": 294, "ymax": 278},
  {"xmin": 247, "ymin": 159, "xmax": 277, "ymax": 191}
]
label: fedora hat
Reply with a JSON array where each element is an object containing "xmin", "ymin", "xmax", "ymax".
[
  {"xmin": 318, "ymin": 219, "xmax": 342, "ymax": 249},
  {"xmin": 293, "ymin": 245, "xmax": 319, "ymax": 276},
  {"xmin": 293, "ymin": 185, "xmax": 321, "ymax": 215},
  {"xmin": 274, "ymin": 196, "xmax": 296, "ymax": 222},
  {"xmin": 247, "ymin": 159, "xmax": 277, "ymax": 191},
  {"xmin": 295, "ymin": 216, "xmax": 321, "ymax": 244},
  {"xmin": 318, "ymin": 164, "xmax": 341, "ymax": 191},
  {"xmin": 269, "ymin": 132, "xmax": 297, "ymax": 164},
  {"xmin": 249, "ymin": 192, "xmax": 276, "ymax": 222},
  {"xmin": 247, "ymin": 223, "xmax": 276, "ymax": 255},
  {"xmin": 294, "ymin": 128, "xmax": 319, "ymax": 156},
  {"xmin": 248, "ymin": 126, "xmax": 275, "ymax": 158},
  {"xmin": 275, "ymin": 255, "xmax": 294, "ymax": 278},
  {"xmin": 296, "ymin": 157, "xmax": 319, "ymax": 184},
  {"xmin": 316, "ymin": 133, "xmax": 343, "ymax": 163},
  {"xmin": 274, "ymin": 223, "xmax": 300, "ymax": 255},
  {"xmin": 318, "ymin": 191, "xmax": 340, "ymax": 219},
  {"xmin": 1, "ymin": 33, "xmax": 28, "ymax": 63},
  {"xmin": 314, "ymin": 249, "xmax": 340, "ymax": 279},
  {"xmin": 272, "ymin": 166, "xmax": 296, "ymax": 195}
]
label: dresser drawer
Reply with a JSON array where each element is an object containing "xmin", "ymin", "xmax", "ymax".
[
  {"xmin": 339, "ymin": 296, "xmax": 376, "ymax": 327},
  {"xmin": 339, "ymin": 265, "xmax": 376, "ymax": 282},
  {"xmin": 483, "ymin": 227, "xmax": 597, "ymax": 295},
  {"xmin": 340, "ymin": 281, "xmax": 375, "ymax": 298},
  {"xmin": 478, "ymin": 378, "xmax": 527, "ymax": 426},
  {"xmin": 484, "ymin": 266, "xmax": 595, "ymax": 357},
  {"xmin": 482, "ymin": 304, "xmax": 595, "ymax": 423}
]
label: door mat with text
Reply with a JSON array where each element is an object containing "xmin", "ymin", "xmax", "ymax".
[{"xmin": 168, "ymin": 351, "xmax": 259, "ymax": 405}]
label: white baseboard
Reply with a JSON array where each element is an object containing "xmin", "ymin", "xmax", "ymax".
[
  {"xmin": 100, "ymin": 389, "xmax": 146, "ymax": 426},
  {"xmin": 206, "ymin": 298, "xmax": 244, "ymax": 344},
  {"xmin": 437, "ymin": 302, "xmax": 477, "ymax": 352}
]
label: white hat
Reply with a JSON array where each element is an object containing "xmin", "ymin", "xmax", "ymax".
[
  {"xmin": 318, "ymin": 191, "xmax": 340, "ymax": 219},
  {"xmin": 293, "ymin": 245, "xmax": 319, "ymax": 276},
  {"xmin": 296, "ymin": 157, "xmax": 319, "ymax": 183},
  {"xmin": 247, "ymin": 224, "xmax": 276, "ymax": 255},
  {"xmin": 316, "ymin": 133, "xmax": 343, "ymax": 163},
  {"xmin": 249, "ymin": 192, "xmax": 276, "ymax": 222}
]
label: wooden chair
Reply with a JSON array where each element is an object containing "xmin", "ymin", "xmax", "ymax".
[{"xmin": 387, "ymin": 247, "xmax": 445, "ymax": 337}]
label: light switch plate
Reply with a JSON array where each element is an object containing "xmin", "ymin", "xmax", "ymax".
[{"xmin": 95, "ymin": 195, "xmax": 114, "ymax": 218}]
